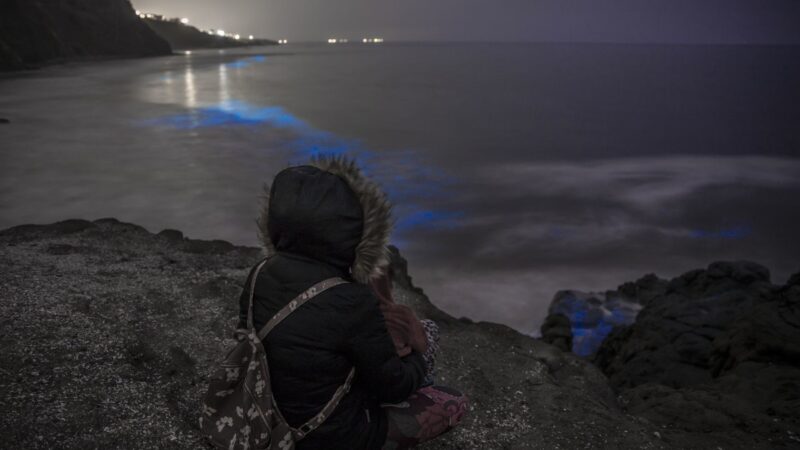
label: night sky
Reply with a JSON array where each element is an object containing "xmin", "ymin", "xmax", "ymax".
[{"xmin": 130, "ymin": 0, "xmax": 800, "ymax": 44}]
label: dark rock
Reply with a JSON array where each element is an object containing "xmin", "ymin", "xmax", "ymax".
[
  {"xmin": 182, "ymin": 238, "xmax": 236, "ymax": 254},
  {"xmin": 547, "ymin": 281, "xmax": 653, "ymax": 357},
  {"xmin": 0, "ymin": 223, "xmax": 46, "ymax": 238},
  {"xmin": 157, "ymin": 229, "xmax": 184, "ymax": 243},
  {"xmin": 591, "ymin": 260, "xmax": 800, "ymax": 439},
  {"xmin": 387, "ymin": 245, "xmax": 416, "ymax": 291},
  {"xmin": 619, "ymin": 383, "xmax": 751, "ymax": 433},
  {"xmin": 50, "ymin": 219, "xmax": 96, "ymax": 234},
  {"xmin": 0, "ymin": 0, "xmax": 171, "ymax": 71},
  {"xmin": 596, "ymin": 261, "xmax": 775, "ymax": 390},
  {"xmin": 387, "ymin": 244, "xmax": 454, "ymax": 324},
  {"xmin": 544, "ymin": 273, "xmax": 668, "ymax": 358},
  {"xmin": 592, "ymin": 325, "xmax": 633, "ymax": 373},
  {"xmin": 709, "ymin": 279, "xmax": 800, "ymax": 376},
  {"xmin": 0, "ymin": 219, "xmax": 95, "ymax": 241},
  {"xmin": 92, "ymin": 217, "xmax": 150, "ymax": 235},
  {"xmin": 540, "ymin": 313, "xmax": 572, "ymax": 352},
  {"xmin": 616, "ymin": 273, "xmax": 669, "ymax": 306},
  {"xmin": 93, "ymin": 217, "xmax": 123, "ymax": 225},
  {"xmin": 706, "ymin": 260, "xmax": 770, "ymax": 285},
  {"xmin": 787, "ymin": 271, "xmax": 800, "ymax": 288}
]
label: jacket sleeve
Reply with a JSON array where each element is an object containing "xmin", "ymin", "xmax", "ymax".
[{"xmin": 343, "ymin": 291, "xmax": 427, "ymax": 404}]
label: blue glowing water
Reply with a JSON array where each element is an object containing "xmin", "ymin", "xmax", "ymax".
[
  {"xmin": 142, "ymin": 56, "xmax": 463, "ymax": 240},
  {"xmin": 549, "ymin": 291, "xmax": 642, "ymax": 356},
  {"xmin": 1, "ymin": 43, "xmax": 799, "ymax": 333}
]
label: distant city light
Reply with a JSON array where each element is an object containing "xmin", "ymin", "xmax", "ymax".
[
  {"xmin": 249, "ymin": 35, "xmax": 255, "ymax": 40},
  {"xmin": 362, "ymin": 38, "xmax": 384, "ymax": 43},
  {"xmin": 278, "ymin": 39, "xmax": 288, "ymax": 44},
  {"xmin": 180, "ymin": 18, "xmax": 189, "ymax": 24},
  {"xmin": 327, "ymin": 38, "xmax": 337, "ymax": 44},
  {"xmin": 234, "ymin": 34, "xmax": 241, "ymax": 40},
  {"xmin": 217, "ymin": 29, "xmax": 226, "ymax": 37},
  {"xmin": 184, "ymin": 51, "xmax": 192, "ymax": 55}
]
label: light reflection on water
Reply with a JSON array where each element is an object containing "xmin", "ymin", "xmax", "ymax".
[
  {"xmin": 185, "ymin": 65, "xmax": 196, "ymax": 108},
  {"xmin": 143, "ymin": 53, "xmax": 463, "ymax": 241}
]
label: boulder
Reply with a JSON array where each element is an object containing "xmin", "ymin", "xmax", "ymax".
[
  {"xmin": 546, "ymin": 273, "xmax": 664, "ymax": 357},
  {"xmin": 595, "ymin": 261, "xmax": 775, "ymax": 389},
  {"xmin": 591, "ymin": 261, "xmax": 800, "ymax": 441}
]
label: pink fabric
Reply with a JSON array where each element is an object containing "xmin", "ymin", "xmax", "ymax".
[{"xmin": 382, "ymin": 385, "xmax": 470, "ymax": 449}]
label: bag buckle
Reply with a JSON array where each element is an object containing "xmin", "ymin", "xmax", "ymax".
[{"xmin": 295, "ymin": 422, "xmax": 315, "ymax": 438}]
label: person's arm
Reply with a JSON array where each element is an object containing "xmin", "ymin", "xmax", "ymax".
[{"xmin": 343, "ymin": 291, "xmax": 427, "ymax": 404}]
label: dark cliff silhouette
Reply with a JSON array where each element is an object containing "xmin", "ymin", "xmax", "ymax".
[{"xmin": 0, "ymin": 0, "xmax": 171, "ymax": 71}]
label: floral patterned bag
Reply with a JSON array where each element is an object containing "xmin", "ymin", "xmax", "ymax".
[{"xmin": 200, "ymin": 258, "xmax": 356, "ymax": 449}]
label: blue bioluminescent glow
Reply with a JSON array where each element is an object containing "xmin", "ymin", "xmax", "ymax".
[
  {"xmin": 550, "ymin": 292, "xmax": 642, "ymax": 357},
  {"xmin": 144, "ymin": 92, "xmax": 465, "ymax": 237},
  {"xmin": 689, "ymin": 226, "xmax": 752, "ymax": 239},
  {"xmin": 144, "ymin": 100, "xmax": 307, "ymax": 130},
  {"xmin": 223, "ymin": 55, "xmax": 267, "ymax": 69}
]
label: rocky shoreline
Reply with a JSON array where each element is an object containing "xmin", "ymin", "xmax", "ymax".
[{"xmin": 1, "ymin": 218, "xmax": 797, "ymax": 449}]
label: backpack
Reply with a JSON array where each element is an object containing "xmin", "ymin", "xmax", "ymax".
[{"xmin": 200, "ymin": 258, "xmax": 356, "ymax": 449}]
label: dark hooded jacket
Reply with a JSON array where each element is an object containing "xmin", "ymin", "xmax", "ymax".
[{"xmin": 237, "ymin": 155, "xmax": 427, "ymax": 450}]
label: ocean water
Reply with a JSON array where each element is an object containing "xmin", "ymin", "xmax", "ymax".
[{"xmin": 1, "ymin": 43, "xmax": 799, "ymax": 334}]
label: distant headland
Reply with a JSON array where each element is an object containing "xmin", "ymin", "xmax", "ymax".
[
  {"xmin": 0, "ymin": 0, "xmax": 170, "ymax": 71},
  {"xmin": 138, "ymin": 13, "xmax": 276, "ymax": 51},
  {"xmin": 0, "ymin": 0, "xmax": 275, "ymax": 71}
]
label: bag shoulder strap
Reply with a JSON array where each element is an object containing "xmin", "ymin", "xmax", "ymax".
[
  {"xmin": 293, "ymin": 366, "xmax": 356, "ymax": 440},
  {"xmin": 256, "ymin": 276, "xmax": 349, "ymax": 340},
  {"xmin": 245, "ymin": 257, "xmax": 271, "ymax": 330},
  {"xmin": 245, "ymin": 255, "xmax": 348, "ymax": 337},
  {"xmin": 244, "ymin": 258, "xmax": 356, "ymax": 441}
]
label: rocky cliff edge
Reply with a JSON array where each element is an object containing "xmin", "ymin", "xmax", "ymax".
[{"xmin": 1, "ymin": 219, "xmax": 796, "ymax": 448}]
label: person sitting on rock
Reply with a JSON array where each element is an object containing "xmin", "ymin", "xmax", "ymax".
[{"xmin": 237, "ymin": 153, "xmax": 469, "ymax": 450}]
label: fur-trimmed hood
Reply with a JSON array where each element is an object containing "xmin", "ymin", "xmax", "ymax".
[{"xmin": 257, "ymin": 154, "xmax": 393, "ymax": 284}]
